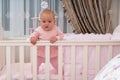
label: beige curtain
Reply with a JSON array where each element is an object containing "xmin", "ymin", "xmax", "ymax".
[{"xmin": 61, "ymin": 0, "xmax": 112, "ymax": 34}]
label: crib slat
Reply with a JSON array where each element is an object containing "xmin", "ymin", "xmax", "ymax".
[
  {"xmin": 71, "ymin": 45, "xmax": 76, "ymax": 80},
  {"xmin": 30, "ymin": 46, "xmax": 33, "ymax": 63},
  {"xmin": 83, "ymin": 46, "xmax": 88, "ymax": 80},
  {"xmin": 45, "ymin": 45, "xmax": 50, "ymax": 80},
  {"xmin": 30, "ymin": 46, "xmax": 37, "ymax": 80},
  {"xmin": 58, "ymin": 45, "xmax": 63, "ymax": 80},
  {"xmin": 0, "ymin": 46, "xmax": 5, "ymax": 71},
  {"xmin": 95, "ymin": 46, "xmax": 100, "ymax": 74},
  {"xmin": 6, "ymin": 46, "xmax": 11, "ymax": 80},
  {"xmin": 19, "ymin": 46, "xmax": 24, "ymax": 80},
  {"xmin": 108, "ymin": 46, "xmax": 113, "ymax": 61},
  {"xmin": 11, "ymin": 46, "xmax": 15, "ymax": 63}
]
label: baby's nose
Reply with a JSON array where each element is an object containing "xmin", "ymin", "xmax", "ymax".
[{"xmin": 45, "ymin": 22, "xmax": 49, "ymax": 25}]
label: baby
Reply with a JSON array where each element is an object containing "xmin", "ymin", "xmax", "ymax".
[{"xmin": 30, "ymin": 8, "xmax": 64, "ymax": 73}]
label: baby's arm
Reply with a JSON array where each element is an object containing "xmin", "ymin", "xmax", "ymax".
[
  {"xmin": 30, "ymin": 28, "xmax": 40, "ymax": 45},
  {"xmin": 30, "ymin": 37, "xmax": 38, "ymax": 45},
  {"xmin": 50, "ymin": 27, "xmax": 64, "ymax": 43},
  {"xmin": 56, "ymin": 27, "xmax": 64, "ymax": 40},
  {"xmin": 50, "ymin": 36, "xmax": 57, "ymax": 43}
]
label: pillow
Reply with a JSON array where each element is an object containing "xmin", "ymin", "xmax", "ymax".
[
  {"xmin": 113, "ymin": 24, "xmax": 120, "ymax": 34},
  {"xmin": 111, "ymin": 33, "xmax": 120, "ymax": 40},
  {"xmin": 111, "ymin": 25, "xmax": 120, "ymax": 40},
  {"xmin": 94, "ymin": 54, "xmax": 120, "ymax": 80}
]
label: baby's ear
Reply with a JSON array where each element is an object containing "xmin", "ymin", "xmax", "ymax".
[{"xmin": 38, "ymin": 19, "xmax": 41, "ymax": 22}]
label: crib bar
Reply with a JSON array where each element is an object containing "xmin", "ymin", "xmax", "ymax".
[
  {"xmin": 0, "ymin": 46, "xmax": 5, "ymax": 70},
  {"xmin": 45, "ymin": 46, "xmax": 50, "ymax": 80},
  {"xmin": 95, "ymin": 46, "xmax": 100, "ymax": 74},
  {"xmin": 71, "ymin": 46, "xmax": 76, "ymax": 80},
  {"xmin": 6, "ymin": 46, "xmax": 11, "ymax": 80},
  {"xmin": 108, "ymin": 46, "xmax": 113, "ymax": 61},
  {"xmin": 19, "ymin": 46, "xmax": 24, "ymax": 80},
  {"xmin": 30, "ymin": 46, "xmax": 37, "ymax": 80},
  {"xmin": 58, "ymin": 45, "xmax": 63, "ymax": 80},
  {"xmin": 30, "ymin": 46, "xmax": 33, "ymax": 63},
  {"xmin": 11, "ymin": 47, "xmax": 15, "ymax": 63},
  {"xmin": 83, "ymin": 46, "xmax": 88, "ymax": 80}
]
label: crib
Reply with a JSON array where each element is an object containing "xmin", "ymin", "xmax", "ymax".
[{"xmin": 0, "ymin": 34, "xmax": 120, "ymax": 80}]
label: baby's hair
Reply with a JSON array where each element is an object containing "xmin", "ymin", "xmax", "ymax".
[{"xmin": 39, "ymin": 8, "xmax": 55, "ymax": 19}]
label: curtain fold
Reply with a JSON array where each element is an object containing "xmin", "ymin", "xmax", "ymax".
[{"xmin": 61, "ymin": 0, "xmax": 112, "ymax": 34}]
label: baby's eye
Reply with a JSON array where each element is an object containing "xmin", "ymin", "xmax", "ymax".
[
  {"xmin": 48, "ymin": 21, "xmax": 51, "ymax": 23},
  {"xmin": 43, "ymin": 21, "xmax": 46, "ymax": 23}
]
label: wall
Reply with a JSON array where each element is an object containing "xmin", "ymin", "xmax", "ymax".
[{"xmin": 111, "ymin": 0, "xmax": 119, "ymax": 31}]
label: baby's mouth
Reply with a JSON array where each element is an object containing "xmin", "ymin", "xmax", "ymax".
[{"xmin": 45, "ymin": 26, "xmax": 48, "ymax": 28}]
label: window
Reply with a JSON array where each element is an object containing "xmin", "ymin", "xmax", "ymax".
[{"xmin": 0, "ymin": 0, "xmax": 72, "ymax": 38}]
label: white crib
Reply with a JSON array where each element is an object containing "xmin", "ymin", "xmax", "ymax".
[{"xmin": 0, "ymin": 39, "xmax": 120, "ymax": 80}]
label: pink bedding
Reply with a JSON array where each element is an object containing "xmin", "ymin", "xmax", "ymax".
[
  {"xmin": 0, "ymin": 63, "xmax": 57, "ymax": 80},
  {"xmin": 63, "ymin": 45, "xmax": 120, "ymax": 80},
  {"xmin": 64, "ymin": 33, "xmax": 112, "ymax": 40},
  {"xmin": 62, "ymin": 33, "xmax": 120, "ymax": 80},
  {"xmin": 0, "ymin": 63, "xmax": 32, "ymax": 80}
]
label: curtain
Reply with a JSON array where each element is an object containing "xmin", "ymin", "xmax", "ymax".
[
  {"xmin": 61, "ymin": 0, "xmax": 112, "ymax": 34},
  {"xmin": 1, "ymin": 0, "xmax": 71, "ymax": 37}
]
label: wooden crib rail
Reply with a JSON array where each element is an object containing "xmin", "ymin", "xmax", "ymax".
[{"xmin": 0, "ymin": 40, "xmax": 120, "ymax": 80}]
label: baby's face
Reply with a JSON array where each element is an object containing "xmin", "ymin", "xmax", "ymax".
[{"xmin": 39, "ymin": 13, "xmax": 55, "ymax": 31}]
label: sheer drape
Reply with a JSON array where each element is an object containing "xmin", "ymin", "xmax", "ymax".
[
  {"xmin": 1, "ymin": 0, "xmax": 71, "ymax": 37},
  {"xmin": 61, "ymin": 0, "xmax": 112, "ymax": 34}
]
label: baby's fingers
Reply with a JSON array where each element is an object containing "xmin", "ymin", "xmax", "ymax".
[{"xmin": 50, "ymin": 39, "xmax": 56, "ymax": 43}]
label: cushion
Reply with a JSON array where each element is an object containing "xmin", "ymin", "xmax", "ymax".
[
  {"xmin": 113, "ymin": 24, "xmax": 120, "ymax": 34},
  {"xmin": 111, "ymin": 25, "xmax": 120, "ymax": 40},
  {"xmin": 94, "ymin": 54, "xmax": 120, "ymax": 80}
]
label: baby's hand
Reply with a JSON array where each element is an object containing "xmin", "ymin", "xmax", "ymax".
[
  {"xmin": 30, "ymin": 37, "xmax": 37, "ymax": 45},
  {"xmin": 50, "ymin": 36, "xmax": 57, "ymax": 43}
]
